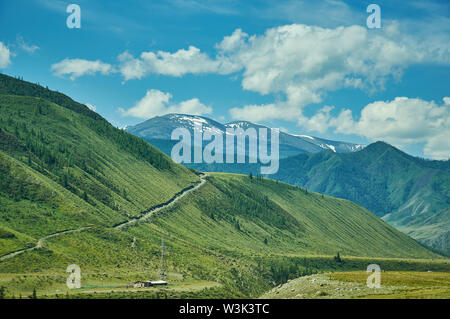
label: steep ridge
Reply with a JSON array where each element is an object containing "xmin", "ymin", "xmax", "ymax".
[
  {"xmin": 271, "ymin": 142, "xmax": 450, "ymax": 251},
  {"xmin": 0, "ymin": 74, "xmax": 199, "ymax": 245}
]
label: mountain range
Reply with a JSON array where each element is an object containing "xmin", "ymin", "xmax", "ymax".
[
  {"xmin": 126, "ymin": 114, "xmax": 450, "ymax": 252},
  {"xmin": 125, "ymin": 114, "xmax": 364, "ymax": 161},
  {"xmin": 272, "ymin": 143, "xmax": 450, "ymax": 251},
  {"xmin": 0, "ymin": 73, "xmax": 443, "ymax": 297}
]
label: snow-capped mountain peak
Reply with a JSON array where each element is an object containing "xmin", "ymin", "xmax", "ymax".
[{"xmin": 125, "ymin": 113, "xmax": 365, "ymax": 157}]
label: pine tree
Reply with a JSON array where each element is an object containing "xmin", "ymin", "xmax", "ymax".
[
  {"xmin": 63, "ymin": 174, "xmax": 68, "ymax": 188},
  {"xmin": 334, "ymin": 252, "xmax": 342, "ymax": 263}
]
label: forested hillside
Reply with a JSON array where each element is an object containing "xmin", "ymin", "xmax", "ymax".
[
  {"xmin": 0, "ymin": 74, "xmax": 199, "ymax": 240},
  {"xmin": 271, "ymin": 143, "xmax": 450, "ymax": 251},
  {"xmin": 177, "ymin": 139, "xmax": 450, "ymax": 251}
]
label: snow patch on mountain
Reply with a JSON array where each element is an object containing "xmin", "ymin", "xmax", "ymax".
[
  {"xmin": 293, "ymin": 134, "xmax": 314, "ymax": 140},
  {"xmin": 126, "ymin": 113, "xmax": 366, "ymax": 155}
]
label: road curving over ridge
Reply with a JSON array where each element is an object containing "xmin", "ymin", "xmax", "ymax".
[{"xmin": 0, "ymin": 173, "xmax": 208, "ymax": 262}]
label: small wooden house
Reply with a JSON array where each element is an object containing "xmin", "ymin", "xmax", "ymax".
[
  {"xmin": 133, "ymin": 280, "xmax": 151, "ymax": 288},
  {"xmin": 150, "ymin": 280, "xmax": 168, "ymax": 286},
  {"xmin": 133, "ymin": 280, "xmax": 168, "ymax": 288}
]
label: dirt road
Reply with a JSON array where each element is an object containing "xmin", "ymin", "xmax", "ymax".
[{"xmin": 0, "ymin": 173, "xmax": 208, "ymax": 262}]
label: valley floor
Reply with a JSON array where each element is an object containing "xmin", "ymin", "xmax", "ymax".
[
  {"xmin": 260, "ymin": 271, "xmax": 450, "ymax": 299},
  {"xmin": 0, "ymin": 272, "xmax": 222, "ymax": 299},
  {"xmin": 1, "ymin": 173, "xmax": 449, "ymax": 299},
  {"xmin": 1, "ymin": 257, "xmax": 449, "ymax": 299}
]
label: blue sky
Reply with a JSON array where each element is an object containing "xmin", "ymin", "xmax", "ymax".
[{"xmin": 0, "ymin": 0, "xmax": 449, "ymax": 159}]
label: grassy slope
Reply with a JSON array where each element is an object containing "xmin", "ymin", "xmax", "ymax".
[
  {"xmin": 142, "ymin": 138, "xmax": 449, "ymax": 251},
  {"xmin": 0, "ymin": 174, "xmax": 446, "ymax": 298},
  {"xmin": 269, "ymin": 142, "xmax": 450, "ymax": 251},
  {"xmin": 0, "ymin": 85, "xmax": 198, "ymax": 254},
  {"xmin": 156, "ymin": 174, "xmax": 437, "ymax": 259},
  {"xmin": 261, "ymin": 271, "xmax": 450, "ymax": 299},
  {"xmin": 0, "ymin": 74, "xmax": 446, "ymax": 298}
]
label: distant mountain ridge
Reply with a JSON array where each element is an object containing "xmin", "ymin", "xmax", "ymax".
[
  {"xmin": 180, "ymin": 139, "xmax": 450, "ymax": 251},
  {"xmin": 125, "ymin": 114, "xmax": 449, "ymax": 251},
  {"xmin": 125, "ymin": 113, "xmax": 365, "ymax": 160}
]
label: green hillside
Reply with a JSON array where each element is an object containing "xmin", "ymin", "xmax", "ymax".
[
  {"xmin": 0, "ymin": 73, "xmax": 199, "ymax": 244},
  {"xmin": 153, "ymin": 173, "xmax": 438, "ymax": 258},
  {"xmin": 0, "ymin": 73, "xmax": 445, "ymax": 298},
  {"xmin": 270, "ymin": 143, "xmax": 450, "ymax": 251},
  {"xmin": 184, "ymin": 141, "xmax": 449, "ymax": 251}
]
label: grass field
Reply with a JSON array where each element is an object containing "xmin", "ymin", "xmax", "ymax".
[
  {"xmin": 0, "ymin": 271, "xmax": 222, "ymax": 299},
  {"xmin": 2, "ymin": 257, "xmax": 449, "ymax": 299},
  {"xmin": 329, "ymin": 271, "xmax": 450, "ymax": 298},
  {"xmin": 261, "ymin": 270, "xmax": 450, "ymax": 299}
]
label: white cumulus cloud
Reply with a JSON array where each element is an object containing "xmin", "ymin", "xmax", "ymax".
[
  {"xmin": 51, "ymin": 58, "xmax": 115, "ymax": 80},
  {"xmin": 215, "ymin": 28, "xmax": 248, "ymax": 52},
  {"xmin": 119, "ymin": 89, "xmax": 212, "ymax": 119},
  {"xmin": 118, "ymin": 46, "xmax": 230, "ymax": 80},
  {"xmin": 118, "ymin": 28, "xmax": 251, "ymax": 81},
  {"xmin": 228, "ymin": 23, "xmax": 433, "ymax": 121},
  {"xmin": 329, "ymin": 97, "xmax": 450, "ymax": 159},
  {"xmin": 115, "ymin": 23, "xmax": 447, "ymax": 124}
]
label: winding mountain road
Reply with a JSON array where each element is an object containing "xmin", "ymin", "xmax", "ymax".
[
  {"xmin": 114, "ymin": 173, "xmax": 208, "ymax": 230},
  {"xmin": 0, "ymin": 173, "xmax": 208, "ymax": 262},
  {"xmin": 0, "ymin": 226, "xmax": 93, "ymax": 262}
]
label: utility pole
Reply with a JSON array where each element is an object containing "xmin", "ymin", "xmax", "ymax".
[
  {"xmin": 160, "ymin": 236, "xmax": 167, "ymax": 280},
  {"xmin": 131, "ymin": 236, "xmax": 143, "ymax": 275}
]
